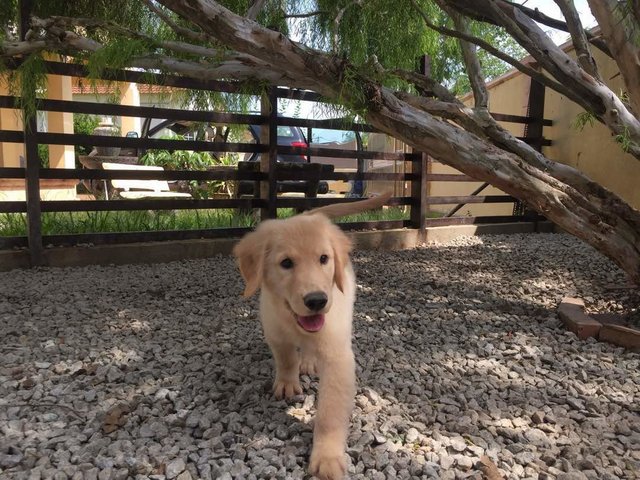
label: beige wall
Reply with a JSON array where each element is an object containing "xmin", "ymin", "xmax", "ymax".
[
  {"xmin": 424, "ymin": 74, "xmax": 533, "ymax": 217},
  {"xmin": 0, "ymin": 74, "xmax": 75, "ymax": 170},
  {"xmin": 47, "ymin": 74, "xmax": 75, "ymax": 169},
  {"xmin": 476, "ymin": 72, "xmax": 531, "ymax": 138},
  {"xmin": 0, "ymin": 179, "xmax": 78, "ymax": 201},
  {"xmin": 428, "ymin": 163, "xmax": 515, "ymax": 217},
  {"xmin": 119, "ymin": 83, "xmax": 141, "ymax": 136},
  {"xmin": 543, "ymin": 47, "xmax": 640, "ymax": 208},
  {"xmin": 430, "ymin": 44, "xmax": 640, "ymax": 215},
  {"xmin": 0, "ymin": 78, "xmax": 24, "ymax": 168},
  {"xmin": 0, "ymin": 73, "xmax": 76, "ymax": 200}
]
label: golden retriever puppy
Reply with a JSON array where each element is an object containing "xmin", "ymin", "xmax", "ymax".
[{"xmin": 233, "ymin": 193, "xmax": 391, "ymax": 480}]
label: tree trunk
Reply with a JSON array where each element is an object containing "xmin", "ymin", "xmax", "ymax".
[
  {"xmin": 363, "ymin": 87, "xmax": 640, "ymax": 283},
  {"xmin": 154, "ymin": 0, "xmax": 640, "ymax": 284},
  {"xmin": 8, "ymin": 0, "xmax": 640, "ymax": 283}
]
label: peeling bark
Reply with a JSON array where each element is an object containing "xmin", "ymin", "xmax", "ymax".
[
  {"xmin": 553, "ymin": 0, "xmax": 601, "ymax": 80},
  {"xmin": 365, "ymin": 88, "xmax": 640, "ymax": 283},
  {"xmin": 444, "ymin": 0, "xmax": 640, "ymax": 158},
  {"xmin": 587, "ymin": 0, "xmax": 640, "ymax": 115},
  {"xmin": 153, "ymin": 0, "xmax": 640, "ymax": 283}
]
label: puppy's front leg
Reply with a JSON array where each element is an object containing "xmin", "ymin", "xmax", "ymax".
[
  {"xmin": 309, "ymin": 349, "xmax": 356, "ymax": 480},
  {"xmin": 268, "ymin": 339, "xmax": 302, "ymax": 399},
  {"xmin": 299, "ymin": 349, "xmax": 318, "ymax": 376}
]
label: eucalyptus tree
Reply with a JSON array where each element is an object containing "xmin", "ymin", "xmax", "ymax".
[{"xmin": 1, "ymin": 0, "xmax": 640, "ymax": 284}]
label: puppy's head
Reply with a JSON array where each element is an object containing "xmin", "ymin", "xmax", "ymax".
[{"xmin": 232, "ymin": 213, "xmax": 352, "ymax": 333}]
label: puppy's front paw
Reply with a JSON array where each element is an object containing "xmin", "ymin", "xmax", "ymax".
[
  {"xmin": 300, "ymin": 356, "xmax": 317, "ymax": 376},
  {"xmin": 273, "ymin": 378, "xmax": 302, "ymax": 399},
  {"xmin": 309, "ymin": 446, "xmax": 347, "ymax": 480}
]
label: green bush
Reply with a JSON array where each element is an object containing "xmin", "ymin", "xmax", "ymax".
[
  {"xmin": 38, "ymin": 144, "xmax": 49, "ymax": 168},
  {"xmin": 73, "ymin": 114, "xmax": 101, "ymax": 156},
  {"xmin": 140, "ymin": 135, "xmax": 238, "ymax": 198}
]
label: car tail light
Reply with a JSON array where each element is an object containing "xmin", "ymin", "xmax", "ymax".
[{"xmin": 290, "ymin": 141, "xmax": 308, "ymax": 161}]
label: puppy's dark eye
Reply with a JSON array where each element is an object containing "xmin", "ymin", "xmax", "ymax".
[
  {"xmin": 280, "ymin": 258, "xmax": 294, "ymax": 269},
  {"xmin": 320, "ymin": 254, "xmax": 329, "ymax": 265}
]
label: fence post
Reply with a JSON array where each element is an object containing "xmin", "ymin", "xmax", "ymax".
[
  {"xmin": 20, "ymin": 0, "xmax": 44, "ymax": 266},
  {"xmin": 260, "ymin": 87, "xmax": 278, "ymax": 220},
  {"xmin": 409, "ymin": 54, "xmax": 432, "ymax": 242},
  {"xmin": 525, "ymin": 79, "xmax": 545, "ymax": 153},
  {"xmin": 410, "ymin": 153, "xmax": 428, "ymax": 241},
  {"xmin": 514, "ymin": 78, "xmax": 546, "ymax": 218}
]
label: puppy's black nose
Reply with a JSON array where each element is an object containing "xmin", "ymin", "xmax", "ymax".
[{"xmin": 303, "ymin": 292, "xmax": 328, "ymax": 311}]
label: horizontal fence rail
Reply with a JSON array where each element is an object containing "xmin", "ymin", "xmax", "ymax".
[{"xmin": 0, "ymin": 61, "xmax": 551, "ymax": 265}]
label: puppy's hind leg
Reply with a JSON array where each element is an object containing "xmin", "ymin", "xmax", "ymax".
[{"xmin": 268, "ymin": 339, "xmax": 302, "ymax": 400}]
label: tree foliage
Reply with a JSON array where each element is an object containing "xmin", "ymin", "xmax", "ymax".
[
  {"xmin": 303, "ymin": 0, "xmax": 524, "ymax": 93},
  {"xmin": 2, "ymin": 0, "xmax": 523, "ymax": 96}
]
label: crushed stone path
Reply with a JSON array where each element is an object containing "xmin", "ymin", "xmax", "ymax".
[{"xmin": 1, "ymin": 233, "xmax": 638, "ymax": 479}]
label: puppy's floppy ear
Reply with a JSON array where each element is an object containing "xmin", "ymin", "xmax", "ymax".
[
  {"xmin": 233, "ymin": 224, "xmax": 271, "ymax": 298},
  {"xmin": 330, "ymin": 224, "xmax": 353, "ymax": 293}
]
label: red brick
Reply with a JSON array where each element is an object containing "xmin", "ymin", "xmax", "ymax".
[
  {"xmin": 599, "ymin": 324, "xmax": 640, "ymax": 350},
  {"xmin": 560, "ymin": 297, "xmax": 585, "ymax": 308},
  {"xmin": 558, "ymin": 297, "xmax": 602, "ymax": 340},
  {"xmin": 591, "ymin": 313, "xmax": 628, "ymax": 327}
]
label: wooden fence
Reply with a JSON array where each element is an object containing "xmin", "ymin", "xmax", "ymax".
[{"xmin": 0, "ymin": 60, "xmax": 551, "ymax": 266}]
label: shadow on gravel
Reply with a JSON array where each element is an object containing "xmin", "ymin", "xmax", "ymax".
[{"xmin": 1, "ymin": 235, "xmax": 638, "ymax": 479}]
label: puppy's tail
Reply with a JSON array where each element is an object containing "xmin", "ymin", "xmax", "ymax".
[{"xmin": 308, "ymin": 191, "xmax": 393, "ymax": 219}]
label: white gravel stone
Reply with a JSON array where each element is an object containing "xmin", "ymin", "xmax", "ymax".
[
  {"xmin": 0, "ymin": 234, "xmax": 638, "ymax": 479},
  {"xmin": 165, "ymin": 458, "xmax": 185, "ymax": 479}
]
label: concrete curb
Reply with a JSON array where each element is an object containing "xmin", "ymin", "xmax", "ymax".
[{"xmin": 0, "ymin": 221, "xmax": 553, "ymax": 272}]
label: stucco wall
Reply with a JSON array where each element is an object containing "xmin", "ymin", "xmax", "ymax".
[
  {"xmin": 542, "ymin": 47, "xmax": 640, "ymax": 209},
  {"xmin": 425, "ymin": 73, "xmax": 534, "ymax": 217},
  {"xmin": 432, "ymin": 43, "xmax": 640, "ymax": 214},
  {"xmin": 0, "ymin": 80, "xmax": 24, "ymax": 168}
]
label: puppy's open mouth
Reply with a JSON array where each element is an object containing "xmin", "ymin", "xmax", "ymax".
[{"xmin": 295, "ymin": 313, "xmax": 325, "ymax": 332}]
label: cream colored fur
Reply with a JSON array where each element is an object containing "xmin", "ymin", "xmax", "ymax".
[{"xmin": 232, "ymin": 193, "xmax": 391, "ymax": 480}]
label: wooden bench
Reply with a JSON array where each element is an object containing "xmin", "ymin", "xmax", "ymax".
[
  {"xmin": 235, "ymin": 161, "xmax": 333, "ymax": 197},
  {"xmin": 102, "ymin": 162, "xmax": 192, "ymax": 200}
]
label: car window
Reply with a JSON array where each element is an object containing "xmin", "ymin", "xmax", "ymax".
[
  {"xmin": 311, "ymin": 129, "xmax": 356, "ymax": 145},
  {"xmin": 276, "ymin": 126, "xmax": 297, "ymax": 137}
]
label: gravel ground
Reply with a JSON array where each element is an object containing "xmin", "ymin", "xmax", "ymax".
[{"xmin": 1, "ymin": 233, "xmax": 639, "ymax": 480}]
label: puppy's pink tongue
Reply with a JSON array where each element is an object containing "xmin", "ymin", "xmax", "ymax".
[{"xmin": 296, "ymin": 314, "xmax": 325, "ymax": 332}]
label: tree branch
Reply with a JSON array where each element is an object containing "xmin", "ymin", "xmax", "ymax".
[
  {"xmin": 587, "ymin": 0, "xmax": 640, "ymax": 115},
  {"xmin": 395, "ymin": 91, "xmax": 492, "ymax": 139},
  {"xmin": 553, "ymin": 0, "xmax": 601, "ymax": 80},
  {"xmin": 447, "ymin": 6, "xmax": 489, "ymax": 108},
  {"xmin": 154, "ymin": 0, "xmax": 344, "ymax": 98},
  {"xmin": 392, "ymin": 68, "xmax": 460, "ymax": 104},
  {"xmin": 32, "ymin": 15, "xmax": 225, "ymax": 60},
  {"xmin": 140, "ymin": 0, "xmax": 208, "ymax": 44},
  {"xmin": 333, "ymin": 0, "xmax": 363, "ymax": 52},
  {"xmin": 6, "ymin": 19, "xmax": 303, "ymax": 87},
  {"xmin": 132, "ymin": 54, "xmax": 295, "ymax": 84},
  {"xmin": 0, "ymin": 39, "xmax": 47, "ymax": 57},
  {"xmin": 442, "ymin": 0, "xmax": 640, "ymax": 158},
  {"xmin": 453, "ymin": 0, "xmax": 613, "ymax": 57},
  {"xmin": 246, "ymin": 0, "xmax": 268, "ymax": 21},
  {"xmin": 504, "ymin": 0, "xmax": 612, "ymax": 57},
  {"xmin": 410, "ymin": 0, "xmax": 576, "ymax": 105}
]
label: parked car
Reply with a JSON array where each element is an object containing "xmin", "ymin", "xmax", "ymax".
[{"xmin": 141, "ymin": 118, "xmax": 329, "ymax": 196}]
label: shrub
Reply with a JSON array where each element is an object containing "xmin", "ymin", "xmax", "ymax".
[{"xmin": 73, "ymin": 113, "xmax": 101, "ymax": 157}]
